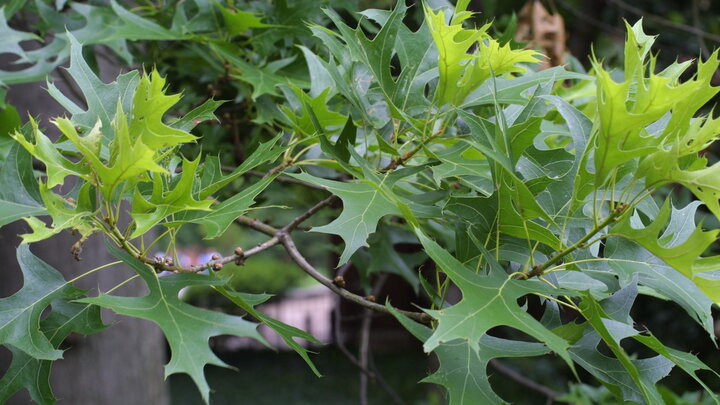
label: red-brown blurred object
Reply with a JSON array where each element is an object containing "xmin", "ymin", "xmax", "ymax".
[{"xmin": 515, "ymin": 1, "xmax": 569, "ymax": 69}]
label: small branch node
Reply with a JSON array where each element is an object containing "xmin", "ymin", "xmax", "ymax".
[{"xmin": 333, "ymin": 276, "xmax": 346, "ymax": 288}]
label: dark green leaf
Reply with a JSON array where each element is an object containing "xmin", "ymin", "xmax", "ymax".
[{"xmin": 79, "ymin": 242, "xmax": 265, "ymax": 403}]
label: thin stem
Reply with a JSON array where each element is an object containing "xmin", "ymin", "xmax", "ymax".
[
  {"xmin": 520, "ymin": 204, "xmax": 628, "ymax": 279},
  {"xmin": 67, "ymin": 261, "xmax": 123, "ymax": 284},
  {"xmin": 234, "ymin": 216, "xmax": 279, "ymax": 236},
  {"xmin": 244, "ymin": 170, "xmax": 326, "ymax": 191},
  {"xmin": 142, "ymin": 228, "xmax": 172, "ymax": 256},
  {"xmin": 281, "ymin": 195, "xmax": 337, "ymax": 233},
  {"xmin": 105, "ymin": 274, "xmax": 141, "ymax": 294},
  {"xmin": 380, "ymin": 129, "xmax": 444, "ymax": 172},
  {"xmin": 280, "ymin": 233, "xmax": 432, "ymax": 324}
]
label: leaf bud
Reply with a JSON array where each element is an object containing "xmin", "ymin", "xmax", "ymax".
[
  {"xmin": 333, "ymin": 276, "xmax": 346, "ymax": 288},
  {"xmin": 211, "ymin": 253, "xmax": 220, "ymax": 260},
  {"xmin": 213, "ymin": 262, "xmax": 224, "ymax": 271},
  {"xmin": 234, "ymin": 247, "xmax": 245, "ymax": 256},
  {"xmin": 364, "ymin": 295, "xmax": 376, "ymax": 303}
]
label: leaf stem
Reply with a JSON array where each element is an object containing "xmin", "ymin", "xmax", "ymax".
[
  {"xmin": 67, "ymin": 261, "xmax": 123, "ymax": 284},
  {"xmin": 520, "ymin": 203, "xmax": 627, "ymax": 279}
]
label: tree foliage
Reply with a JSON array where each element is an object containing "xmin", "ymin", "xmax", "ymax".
[{"xmin": 1, "ymin": 1, "xmax": 720, "ymax": 404}]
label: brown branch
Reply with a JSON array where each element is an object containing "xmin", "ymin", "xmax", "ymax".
[
  {"xmin": 281, "ymin": 195, "xmax": 338, "ymax": 233},
  {"xmin": 263, "ymin": 158, "xmax": 293, "ymax": 178},
  {"xmin": 234, "ymin": 215, "xmax": 279, "ymax": 236},
  {"xmin": 381, "ymin": 130, "xmax": 444, "ymax": 172},
  {"xmin": 332, "ymin": 297, "xmax": 405, "ymax": 405},
  {"xmin": 136, "ymin": 234, "xmax": 281, "ymax": 274},
  {"xmin": 279, "ymin": 233, "xmax": 432, "ymax": 324},
  {"xmin": 488, "ymin": 359, "xmax": 561, "ymax": 400},
  {"xmin": 359, "ymin": 274, "xmax": 406, "ymax": 405}
]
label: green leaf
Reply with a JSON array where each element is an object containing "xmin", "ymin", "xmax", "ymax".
[
  {"xmin": 12, "ymin": 117, "xmax": 89, "ymax": 188},
  {"xmin": 603, "ymin": 281, "xmax": 720, "ymax": 402},
  {"xmin": 50, "ymin": 33, "xmax": 140, "ymax": 133},
  {"xmin": 319, "ymin": 2, "xmax": 439, "ymax": 119},
  {"xmin": 318, "ymin": 116, "xmax": 357, "ymax": 167},
  {"xmin": 218, "ymin": 5, "xmax": 268, "ymax": 36},
  {"xmin": 281, "ymin": 86, "xmax": 346, "ymax": 137},
  {"xmin": 291, "ymin": 172, "xmax": 401, "ymax": 266},
  {"xmin": 611, "ymin": 199, "xmax": 720, "ymax": 302},
  {"xmin": 634, "ymin": 333, "xmax": 720, "ymax": 403},
  {"xmin": 535, "ymin": 95, "xmax": 592, "ymax": 218},
  {"xmin": 54, "ymin": 105, "xmax": 167, "ymax": 199},
  {"xmin": 0, "ymin": 300, "xmax": 106, "ymax": 405},
  {"xmin": 109, "ymin": 0, "xmax": 184, "ymax": 40},
  {"xmin": 462, "ymin": 67, "xmax": 588, "ymax": 108},
  {"xmin": 592, "ymin": 22, "xmax": 720, "ymax": 183},
  {"xmin": 0, "ymin": 8, "xmax": 40, "ymax": 59},
  {"xmin": 431, "ymin": 142, "xmax": 492, "ymax": 193},
  {"xmin": 211, "ymin": 42, "xmax": 307, "ymax": 100},
  {"xmin": 172, "ymin": 175, "xmax": 276, "ymax": 238},
  {"xmin": 0, "ymin": 245, "xmax": 84, "ymax": 360},
  {"xmin": 570, "ymin": 332, "xmax": 672, "ymax": 403},
  {"xmin": 322, "ymin": 2, "xmax": 407, "ymax": 105},
  {"xmin": 415, "ymin": 230, "xmax": 576, "ymax": 372},
  {"xmin": 425, "ymin": 4, "xmax": 542, "ymax": 105},
  {"xmin": 640, "ymin": 146, "xmax": 720, "ymax": 220},
  {"xmin": 131, "ymin": 157, "xmax": 212, "ymax": 237},
  {"xmin": 170, "ymin": 99, "xmax": 226, "ymax": 132},
  {"xmin": 363, "ymin": 226, "xmax": 421, "ymax": 293},
  {"xmin": 0, "ymin": 143, "xmax": 46, "ymax": 228},
  {"xmin": 424, "ymin": 5, "xmax": 487, "ymax": 105},
  {"xmin": 197, "ymin": 134, "xmax": 285, "ymax": 200},
  {"xmin": 129, "ymin": 69, "xmax": 198, "ymax": 148},
  {"xmin": 604, "ymin": 227, "xmax": 715, "ymax": 339},
  {"xmin": 389, "ymin": 304, "xmax": 550, "ymax": 405},
  {"xmin": 0, "ymin": 104, "xmax": 21, "ymax": 158},
  {"xmin": 79, "ymin": 242, "xmax": 265, "ymax": 404},
  {"xmin": 214, "ymin": 286, "xmax": 322, "ymax": 377},
  {"xmin": 574, "ymin": 291, "xmax": 672, "ymax": 403},
  {"xmin": 20, "ymin": 181, "xmax": 97, "ymax": 244},
  {"xmin": 298, "ymin": 43, "xmax": 336, "ymax": 98}
]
